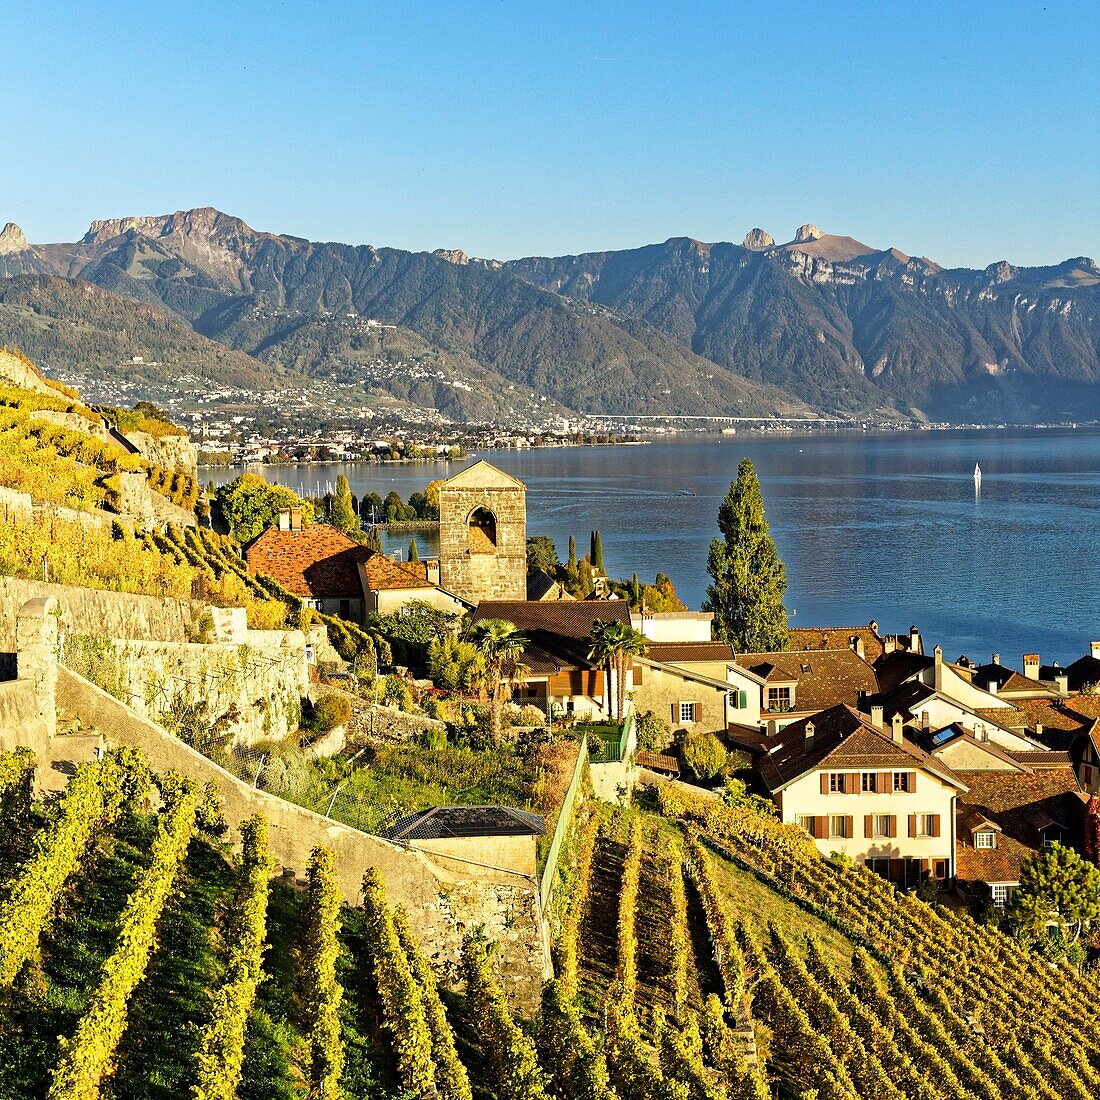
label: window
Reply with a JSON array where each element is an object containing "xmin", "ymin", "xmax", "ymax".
[
  {"xmin": 728, "ymin": 689, "xmax": 747, "ymax": 709},
  {"xmin": 767, "ymin": 686, "xmax": 792, "ymax": 711},
  {"xmin": 872, "ymin": 814, "xmax": 892, "ymax": 838},
  {"xmin": 974, "ymin": 830, "xmax": 996, "ymax": 850},
  {"xmin": 828, "ymin": 772, "xmax": 845, "ymax": 793},
  {"xmin": 795, "ymin": 815, "xmax": 812, "ymax": 833},
  {"xmin": 892, "ymin": 772, "xmax": 911, "ymax": 793},
  {"xmin": 829, "ymin": 815, "xmax": 851, "ymax": 839},
  {"xmin": 991, "ymin": 884, "xmax": 1011, "ymax": 907},
  {"xmin": 679, "ymin": 701, "xmax": 697, "ymax": 724},
  {"xmin": 934, "ymin": 859, "xmax": 950, "ymax": 881},
  {"xmin": 861, "ymin": 772, "xmax": 878, "ymax": 793},
  {"xmin": 866, "ymin": 857, "xmax": 891, "ymax": 880},
  {"xmin": 339, "ymin": 599, "xmax": 351, "ymax": 619},
  {"xmin": 914, "ymin": 814, "xmax": 932, "ymax": 837}
]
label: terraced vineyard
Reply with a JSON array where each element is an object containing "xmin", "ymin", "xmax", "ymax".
[
  {"xmin": 546, "ymin": 785, "xmax": 1100, "ymax": 1099},
  {"xmin": 4, "ymin": 743, "xmax": 1100, "ymax": 1100}
]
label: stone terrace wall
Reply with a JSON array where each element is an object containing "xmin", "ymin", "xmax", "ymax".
[
  {"xmin": 56, "ymin": 667, "xmax": 548, "ymax": 1010},
  {"xmin": 0, "ymin": 680, "xmax": 47, "ymax": 756},
  {"xmin": 63, "ymin": 630, "xmax": 309, "ymax": 745},
  {"xmin": 0, "ymin": 577, "xmax": 198, "ymax": 653}
]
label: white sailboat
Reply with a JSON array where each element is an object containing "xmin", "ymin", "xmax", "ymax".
[{"xmin": 974, "ymin": 463, "xmax": 982, "ymax": 493}]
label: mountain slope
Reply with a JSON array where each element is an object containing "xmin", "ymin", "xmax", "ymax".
[
  {"xmin": 0, "ymin": 209, "xmax": 810, "ymax": 420},
  {"xmin": 507, "ymin": 231, "xmax": 1100, "ymax": 421},
  {"xmin": 0, "ymin": 274, "xmax": 294, "ymax": 393}
]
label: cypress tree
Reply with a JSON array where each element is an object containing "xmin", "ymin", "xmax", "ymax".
[
  {"xmin": 407, "ymin": 538, "xmax": 420, "ymax": 563},
  {"xmin": 593, "ymin": 530, "xmax": 605, "ymax": 574},
  {"xmin": 703, "ymin": 458, "xmax": 789, "ymax": 651},
  {"xmin": 329, "ymin": 474, "xmax": 358, "ymax": 534},
  {"xmin": 567, "ymin": 534, "xmax": 577, "ymax": 572},
  {"xmin": 365, "ymin": 527, "xmax": 383, "ymax": 554}
]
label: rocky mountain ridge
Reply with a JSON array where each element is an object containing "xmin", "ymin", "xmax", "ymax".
[{"xmin": 1, "ymin": 208, "xmax": 1098, "ymax": 422}]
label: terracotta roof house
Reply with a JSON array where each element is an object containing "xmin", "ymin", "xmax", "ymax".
[
  {"xmin": 954, "ymin": 767, "xmax": 1086, "ymax": 908},
  {"xmin": 737, "ymin": 647, "xmax": 879, "ymax": 719},
  {"xmin": 246, "ymin": 512, "xmax": 470, "ymax": 624},
  {"xmin": 469, "ymin": 600, "xmax": 632, "ymax": 719},
  {"xmin": 787, "ymin": 620, "xmax": 922, "ymax": 664},
  {"xmin": 755, "ymin": 704, "xmax": 967, "ymax": 888},
  {"xmin": 247, "ymin": 521, "xmax": 371, "ymax": 622}
]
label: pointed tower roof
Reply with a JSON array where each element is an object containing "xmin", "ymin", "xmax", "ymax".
[{"xmin": 442, "ymin": 459, "xmax": 525, "ymax": 490}]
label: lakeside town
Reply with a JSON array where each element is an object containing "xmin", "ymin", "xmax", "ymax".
[{"xmin": 2, "ymin": 340, "xmax": 1100, "ymax": 1098}]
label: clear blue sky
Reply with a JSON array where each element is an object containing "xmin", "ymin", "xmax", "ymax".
[{"xmin": 5, "ymin": 1, "xmax": 1098, "ymax": 266}]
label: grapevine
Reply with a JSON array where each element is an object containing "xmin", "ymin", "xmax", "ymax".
[{"xmin": 190, "ymin": 814, "xmax": 275, "ymax": 1100}]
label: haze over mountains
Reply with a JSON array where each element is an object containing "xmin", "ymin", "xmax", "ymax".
[{"xmin": 1, "ymin": 207, "xmax": 1098, "ymax": 424}]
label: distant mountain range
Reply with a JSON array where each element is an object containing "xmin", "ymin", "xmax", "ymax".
[{"xmin": 1, "ymin": 208, "xmax": 1098, "ymax": 423}]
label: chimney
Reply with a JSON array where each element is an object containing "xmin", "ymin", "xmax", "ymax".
[
  {"xmin": 277, "ymin": 510, "xmax": 291, "ymax": 532},
  {"xmin": 992, "ymin": 652, "xmax": 1000, "ymax": 666},
  {"xmin": 987, "ymin": 680, "xmax": 998, "ymax": 696},
  {"xmin": 804, "ymin": 721, "xmax": 816, "ymax": 751},
  {"xmin": 934, "ymin": 645, "xmax": 943, "ymax": 691},
  {"xmin": 1056, "ymin": 673, "xmax": 1069, "ymax": 694},
  {"xmin": 921, "ymin": 710, "xmax": 930, "ymax": 732},
  {"xmin": 1092, "ymin": 641, "xmax": 1100, "ymax": 660},
  {"xmin": 910, "ymin": 626, "xmax": 921, "ymax": 654},
  {"xmin": 1023, "ymin": 653, "xmax": 1040, "ymax": 680},
  {"xmin": 1035, "ymin": 720, "xmax": 1044, "ymax": 740},
  {"xmin": 871, "ymin": 705, "xmax": 884, "ymax": 729},
  {"xmin": 978, "ymin": 724, "xmax": 988, "ymax": 743},
  {"xmin": 289, "ymin": 507, "xmax": 302, "ymax": 531},
  {"xmin": 891, "ymin": 713, "xmax": 904, "ymax": 743}
]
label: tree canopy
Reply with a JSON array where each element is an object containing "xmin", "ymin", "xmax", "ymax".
[
  {"xmin": 216, "ymin": 474, "xmax": 314, "ymax": 544},
  {"xmin": 1010, "ymin": 842, "xmax": 1100, "ymax": 942},
  {"xmin": 703, "ymin": 458, "xmax": 789, "ymax": 652}
]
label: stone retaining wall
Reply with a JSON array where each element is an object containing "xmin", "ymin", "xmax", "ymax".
[{"xmin": 0, "ymin": 576, "xmax": 198, "ymax": 653}]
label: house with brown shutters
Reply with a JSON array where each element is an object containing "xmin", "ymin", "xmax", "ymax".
[
  {"xmin": 468, "ymin": 599, "xmax": 633, "ymax": 719},
  {"xmin": 756, "ymin": 703, "xmax": 967, "ymax": 888}
]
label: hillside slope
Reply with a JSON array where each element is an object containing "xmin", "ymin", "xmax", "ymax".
[
  {"xmin": 0, "ymin": 209, "xmax": 815, "ymax": 419},
  {"xmin": 507, "ymin": 232, "xmax": 1100, "ymax": 421}
]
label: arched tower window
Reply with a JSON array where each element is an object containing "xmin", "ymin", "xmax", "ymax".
[{"xmin": 468, "ymin": 506, "xmax": 498, "ymax": 553}]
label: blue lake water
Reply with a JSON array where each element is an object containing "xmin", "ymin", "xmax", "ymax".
[{"xmin": 209, "ymin": 428, "xmax": 1100, "ymax": 666}]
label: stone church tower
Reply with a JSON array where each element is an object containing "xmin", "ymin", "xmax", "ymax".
[{"xmin": 438, "ymin": 461, "xmax": 527, "ymax": 605}]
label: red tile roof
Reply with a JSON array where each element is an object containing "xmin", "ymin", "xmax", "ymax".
[
  {"xmin": 955, "ymin": 769, "xmax": 1085, "ymax": 885},
  {"xmin": 246, "ymin": 524, "xmax": 369, "ymax": 599},
  {"xmin": 757, "ymin": 704, "xmax": 965, "ymax": 793},
  {"xmin": 647, "ymin": 642, "xmax": 735, "ymax": 665},
  {"xmin": 361, "ymin": 554, "xmax": 434, "ymax": 592},
  {"xmin": 789, "ymin": 625, "xmax": 886, "ymax": 662},
  {"xmin": 739, "ymin": 648, "xmax": 878, "ymax": 711}
]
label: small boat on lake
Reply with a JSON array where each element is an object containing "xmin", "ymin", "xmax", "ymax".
[{"xmin": 974, "ymin": 463, "xmax": 982, "ymax": 493}]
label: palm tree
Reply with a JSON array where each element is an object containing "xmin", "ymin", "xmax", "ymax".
[
  {"xmin": 469, "ymin": 618, "xmax": 529, "ymax": 743},
  {"xmin": 587, "ymin": 621, "xmax": 648, "ymax": 722}
]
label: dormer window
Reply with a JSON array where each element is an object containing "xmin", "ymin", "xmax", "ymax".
[
  {"xmin": 767, "ymin": 686, "xmax": 792, "ymax": 711},
  {"xmin": 974, "ymin": 829, "xmax": 997, "ymax": 850}
]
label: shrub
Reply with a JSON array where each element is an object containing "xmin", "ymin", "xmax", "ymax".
[
  {"xmin": 682, "ymin": 732, "xmax": 728, "ymax": 781},
  {"xmin": 517, "ymin": 704, "xmax": 547, "ymax": 728},
  {"xmin": 311, "ymin": 693, "xmax": 352, "ymax": 733},
  {"xmin": 635, "ymin": 709, "xmax": 671, "ymax": 753}
]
